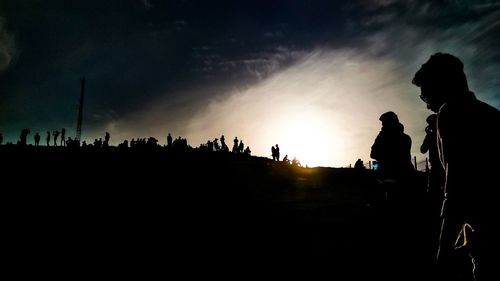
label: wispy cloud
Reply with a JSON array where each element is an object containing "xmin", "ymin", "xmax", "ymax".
[
  {"xmin": 0, "ymin": 17, "xmax": 15, "ymax": 71},
  {"xmin": 141, "ymin": 0, "xmax": 153, "ymax": 10}
]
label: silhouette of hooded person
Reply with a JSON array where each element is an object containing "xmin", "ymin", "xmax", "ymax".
[
  {"xmin": 413, "ymin": 53, "xmax": 500, "ymax": 280},
  {"xmin": 370, "ymin": 111, "xmax": 414, "ymax": 184},
  {"xmin": 354, "ymin": 158, "xmax": 365, "ymax": 170}
]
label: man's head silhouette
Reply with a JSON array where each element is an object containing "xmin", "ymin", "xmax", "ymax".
[{"xmin": 412, "ymin": 53, "xmax": 469, "ymax": 112}]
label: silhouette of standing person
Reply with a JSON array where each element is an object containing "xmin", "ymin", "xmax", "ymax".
[
  {"xmin": 167, "ymin": 133, "xmax": 173, "ymax": 148},
  {"xmin": 271, "ymin": 145, "xmax": 277, "ymax": 161},
  {"xmin": 46, "ymin": 131, "xmax": 51, "ymax": 146},
  {"xmin": 0, "ymin": 133, "xmax": 3, "ymax": 145},
  {"xmin": 412, "ymin": 53, "xmax": 500, "ymax": 281},
  {"xmin": 34, "ymin": 132, "xmax": 41, "ymax": 146},
  {"xmin": 370, "ymin": 111, "xmax": 414, "ymax": 185},
  {"xmin": 53, "ymin": 130, "xmax": 59, "ymax": 146},
  {"xmin": 104, "ymin": 132, "xmax": 110, "ymax": 147},
  {"xmin": 231, "ymin": 137, "xmax": 238, "ymax": 153},
  {"xmin": 61, "ymin": 128, "xmax": 66, "ymax": 146},
  {"xmin": 220, "ymin": 135, "xmax": 227, "ymax": 152},
  {"xmin": 275, "ymin": 144, "xmax": 280, "ymax": 161},
  {"xmin": 238, "ymin": 139, "xmax": 244, "ymax": 153}
]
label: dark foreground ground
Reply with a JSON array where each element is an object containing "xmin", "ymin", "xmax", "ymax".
[{"xmin": 2, "ymin": 146, "xmax": 439, "ymax": 279}]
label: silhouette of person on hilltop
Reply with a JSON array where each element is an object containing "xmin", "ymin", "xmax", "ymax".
[
  {"xmin": 220, "ymin": 134, "xmax": 228, "ymax": 152},
  {"xmin": 283, "ymin": 154, "xmax": 290, "ymax": 164},
  {"xmin": 271, "ymin": 144, "xmax": 280, "ymax": 161},
  {"xmin": 19, "ymin": 129, "xmax": 31, "ymax": 146},
  {"xmin": 61, "ymin": 128, "xmax": 66, "ymax": 146},
  {"xmin": 46, "ymin": 131, "xmax": 51, "ymax": 146},
  {"xmin": 167, "ymin": 133, "xmax": 173, "ymax": 149},
  {"xmin": 104, "ymin": 132, "xmax": 110, "ymax": 147},
  {"xmin": 34, "ymin": 132, "xmax": 41, "ymax": 146},
  {"xmin": 354, "ymin": 158, "xmax": 365, "ymax": 170},
  {"xmin": 413, "ymin": 53, "xmax": 500, "ymax": 280},
  {"xmin": 0, "ymin": 132, "xmax": 3, "ymax": 145},
  {"xmin": 53, "ymin": 130, "xmax": 59, "ymax": 146},
  {"xmin": 232, "ymin": 137, "xmax": 239, "ymax": 153}
]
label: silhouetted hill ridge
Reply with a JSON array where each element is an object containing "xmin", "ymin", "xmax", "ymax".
[{"xmin": 2, "ymin": 145, "xmax": 432, "ymax": 279}]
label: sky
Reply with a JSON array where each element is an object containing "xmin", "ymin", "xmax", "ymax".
[{"xmin": 1, "ymin": 0, "xmax": 499, "ymax": 167}]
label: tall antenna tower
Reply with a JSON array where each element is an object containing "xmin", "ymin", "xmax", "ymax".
[{"xmin": 76, "ymin": 77, "xmax": 85, "ymax": 141}]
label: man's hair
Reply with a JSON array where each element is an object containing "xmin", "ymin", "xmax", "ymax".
[{"xmin": 412, "ymin": 53, "xmax": 469, "ymax": 93}]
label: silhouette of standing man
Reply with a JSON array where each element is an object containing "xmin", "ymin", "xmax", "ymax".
[
  {"xmin": 53, "ymin": 130, "xmax": 59, "ymax": 146},
  {"xmin": 413, "ymin": 53, "xmax": 500, "ymax": 280},
  {"xmin": 167, "ymin": 133, "xmax": 173, "ymax": 149},
  {"xmin": 34, "ymin": 132, "xmax": 41, "ymax": 146},
  {"xmin": 61, "ymin": 128, "xmax": 66, "ymax": 146}
]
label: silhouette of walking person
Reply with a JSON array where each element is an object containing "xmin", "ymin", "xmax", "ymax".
[
  {"xmin": 46, "ymin": 131, "xmax": 51, "ymax": 146},
  {"xmin": 34, "ymin": 132, "xmax": 41, "ymax": 146},
  {"xmin": 412, "ymin": 53, "xmax": 500, "ymax": 281}
]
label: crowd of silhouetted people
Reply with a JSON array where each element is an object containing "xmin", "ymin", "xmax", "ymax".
[
  {"xmin": 1, "ymin": 129, "xmax": 260, "ymax": 157},
  {"xmin": 0, "ymin": 129, "xmax": 314, "ymax": 166}
]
